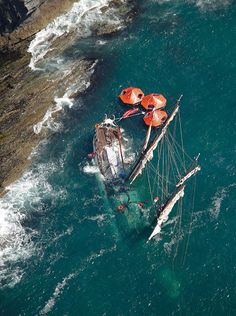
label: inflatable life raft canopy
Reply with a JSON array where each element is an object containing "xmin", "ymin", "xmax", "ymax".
[
  {"xmin": 141, "ymin": 93, "xmax": 166, "ymax": 110},
  {"xmin": 119, "ymin": 87, "xmax": 168, "ymax": 127},
  {"xmin": 143, "ymin": 109, "xmax": 168, "ymax": 127},
  {"xmin": 119, "ymin": 87, "xmax": 144, "ymax": 105}
]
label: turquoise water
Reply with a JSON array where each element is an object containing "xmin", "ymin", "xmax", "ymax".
[{"xmin": 1, "ymin": 1, "xmax": 236, "ymax": 315}]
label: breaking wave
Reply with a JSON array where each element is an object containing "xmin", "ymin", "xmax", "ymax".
[
  {"xmin": 33, "ymin": 93, "xmax": 73, "ymax": 135},
  {"xmin": 0, "ymin": 160, "xmax": 65, "ymax": 288},
  {"xmin": 28, "ymin": 0, "xmax": 125, "ymax": 69},
  {"xmin": 33, "ymin": 60, "xmax": 97, "ymax": 134}
]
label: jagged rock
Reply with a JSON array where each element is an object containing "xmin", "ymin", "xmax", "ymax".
[
  {"xmin": 0, "ymin": 0, "xmax": 134, "ymax": 196},
  {"xmin": 0, "ymin": 0, "xmax": 75, "ymax": 47}
]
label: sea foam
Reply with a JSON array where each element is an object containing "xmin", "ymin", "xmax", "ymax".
[
  {"xmin": 0, "ymin": 171, "xmax": 40, "ymax": 287},
  {"xmin": 33, "ymin": 59, "xmax": 98, "ymax": 135},
  {"xmin": 28, "ymin": 0, "xmax": 124, "ymax": 70},
  {"xmin": 0, "ymin": 160, "xmax": 65, "ymax": 288},
  {"xmin": 33, "ymin": 93, "xmax": 73, "ymax": 135},
  {"xmin": 40, "ymin": 273, "xmax": 76, "ymax": 315}
]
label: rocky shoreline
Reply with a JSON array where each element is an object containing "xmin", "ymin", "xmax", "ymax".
[{"xmin": 0, "ymin": 0, "xmax": 134, "ymax": 196}]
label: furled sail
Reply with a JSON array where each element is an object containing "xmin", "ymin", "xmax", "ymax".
[
  {"xmin": 176, "ymin": 154, "xmax": 201, "ymax": 187},
  {"xmin": 148, "ymin": 185, "xmax": 185, "ymax": 241},
  {"xmin": 148, "ymin": 157, "xmax": 201, "ymax": 241},
  {"xmin": 127, "ymin": 97, "xmax": 182, "ymax": 184}
]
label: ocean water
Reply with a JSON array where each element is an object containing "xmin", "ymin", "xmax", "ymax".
[{"xmin": 1, "ymin": 0, "xmax": 236, "ymax": 315}]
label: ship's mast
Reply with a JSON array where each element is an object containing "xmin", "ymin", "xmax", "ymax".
[
  {"xmin": 148, "ymin": 157, "xmax": 200, "ymax": 241},
  {"xmin": 127, "ymin": 96, "xmax": 182, "ymax": 184}
]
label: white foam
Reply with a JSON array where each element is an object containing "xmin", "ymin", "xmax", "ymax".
[
  {"xmin": 120, "ymin": 129, "xmax": 136, "ymax": 165},
  {"xmin": 0, "ymin": 171, "xmax": 41, "ymax": 287},
  {"xmin": 33, "ymin": 95, "xmax": 67, "ymax": 134},
  {"xmin": 209, "ymin": 187, "xmax": 227, "ymax": 219},
  {"xmin": 33, "ymin": 59, "xmax": 98, "ymax": 135},
  {"xmin": 28, "ymin": 0, "xmax": 124, "ymax": 69},
  {"xmin": 96, "ymin": 39, "xmax": 107, "ymax": 45},
  {"xmin": 87, "ymin": 245, "xmax": 117, "ymax": 264},
  {"xmin": 195, "ymin": 0, "xmax": 232, "ymax": 11},
  {"xmin": 39, "ymin": 246, "xmax": 116, "ymax": 314},
  {"xmin": 0, "ymin": 160, "xmax": 65, "ymax": 288},
  {"xmin": 40, "ymin": 273, "xmax": 76, "ymax": 315},
  {"xmin": 83, "ymin": 164, "xmax": 100, "ymax": 174}
]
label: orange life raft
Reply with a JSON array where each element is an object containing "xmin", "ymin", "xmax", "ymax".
[
  {"xmin": 119, "ymin": 87, "xmax": 144, "ymax": 105},
  {"xmin": 141, "ymin": 94, "xmax": 166, "ymax": 110},
  {"xmin": 143, "ymin": 109, "xmax": 168, "ymax": 127}
]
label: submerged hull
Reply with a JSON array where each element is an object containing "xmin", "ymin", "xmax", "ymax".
[{"xmin": 93, "ymin": 122, "xmax": 124, "ymax": 183}]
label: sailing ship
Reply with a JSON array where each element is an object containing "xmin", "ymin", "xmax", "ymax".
[{"xmin": 92, "ymin": 88, "xmax": 201, "ymax": 241}]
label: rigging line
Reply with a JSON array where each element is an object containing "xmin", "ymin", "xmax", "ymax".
[
  {"xmin": 166, "ymin": 131, "xmax": 188, "ymax": 177},
  {"xmin": 172, "ymin": 109, "xmax": 177, "ymax": 139},
  {"xmin": 157, "ymin": 144, "xmax": 161, "ymax": 197},
  {"xmin": 148, "ymin": 161, "xmax": 175, "ymax": 187},
  {"xmin": 164, "ymin": 133, "xmax": 169, "ymax": 196},
  {"xmin": 165, "ymin": 132, "xmax": 181, "ymax": 183},
  {"xmin": 166, "ymin": 131, "xmax": 172, "ymax": 197},
  {"xmin": 162, "ymin": 137, "xmax": 169, "ymax": 201},
  {"xmin": 152, "ymin": 142, "xmax": 161, "ymax": 195},
  {"xmin": 149, "ymin": 133, "xmax": 164, "ymax": 196},
  {"xmin": 163, "ymin": 132, "xmax": 169, "ymax": 198},
  {"xmin": 182, "ymin": 176, "xmax": 197, "ymax": 267},
  {"xmin": 154, "ymin": 132, "xmax": 165, "ymax": 194},
  {"xmin": 166, "ymin": 131, "xmax": 188, "ymax": 173},
  {"xmin": 165, "ymin": 136, "xmax": 182, "ymax": 179},
  {"xmin": 164, "ymin": 132, "xmax": 179, "ymax": 185},
  {"xmin": 147, "ymin": 150, "xmax": 170, "ymax": 182},
  {"xmin": 168, "ymin": 131, "xmax": 194, "ymax": 163},
  {"xmin": 178, "ymin": 110, "xmax": 186, "ymax": 171},
  {"xmin": 161, "ymin": 136, "xmax": 165, "ymax": 202},
  {"xmin": 168, "ymin": 130, "xmax": 186, "ymax": 166},
  {"xmin": 147, "ymin": 162, "xmax": 154, "ymax": 201}
]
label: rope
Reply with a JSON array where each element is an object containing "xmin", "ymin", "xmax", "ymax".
[{"xmin": 146, "ymin": 164, "xmax": 154, "ymax": 202}]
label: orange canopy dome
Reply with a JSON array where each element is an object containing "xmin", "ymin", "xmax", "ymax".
[
  {"xmin": 143, "ymin": 109, "xmax": 168, "ymax": 127},
  {"xmin": 119, "ymin": 87, "xmax": 144, "ymax": 105},
  {"xmin": 141, "ymin": 94, "xmax": 167, "ymax": 110}
]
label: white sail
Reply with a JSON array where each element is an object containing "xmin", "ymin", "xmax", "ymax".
[{"xmin": 148, "ymin": 186, "xmax": 185, "ymax": 241}]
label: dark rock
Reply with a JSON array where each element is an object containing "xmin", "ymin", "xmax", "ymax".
[{"xmin": 0, "ymin": 0, "xmax": 28, "ymax": 33}]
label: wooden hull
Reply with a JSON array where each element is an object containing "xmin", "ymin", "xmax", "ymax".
[{"xmin": 93, "ymin": 123, "xmax": 124, "ymax": 183}]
